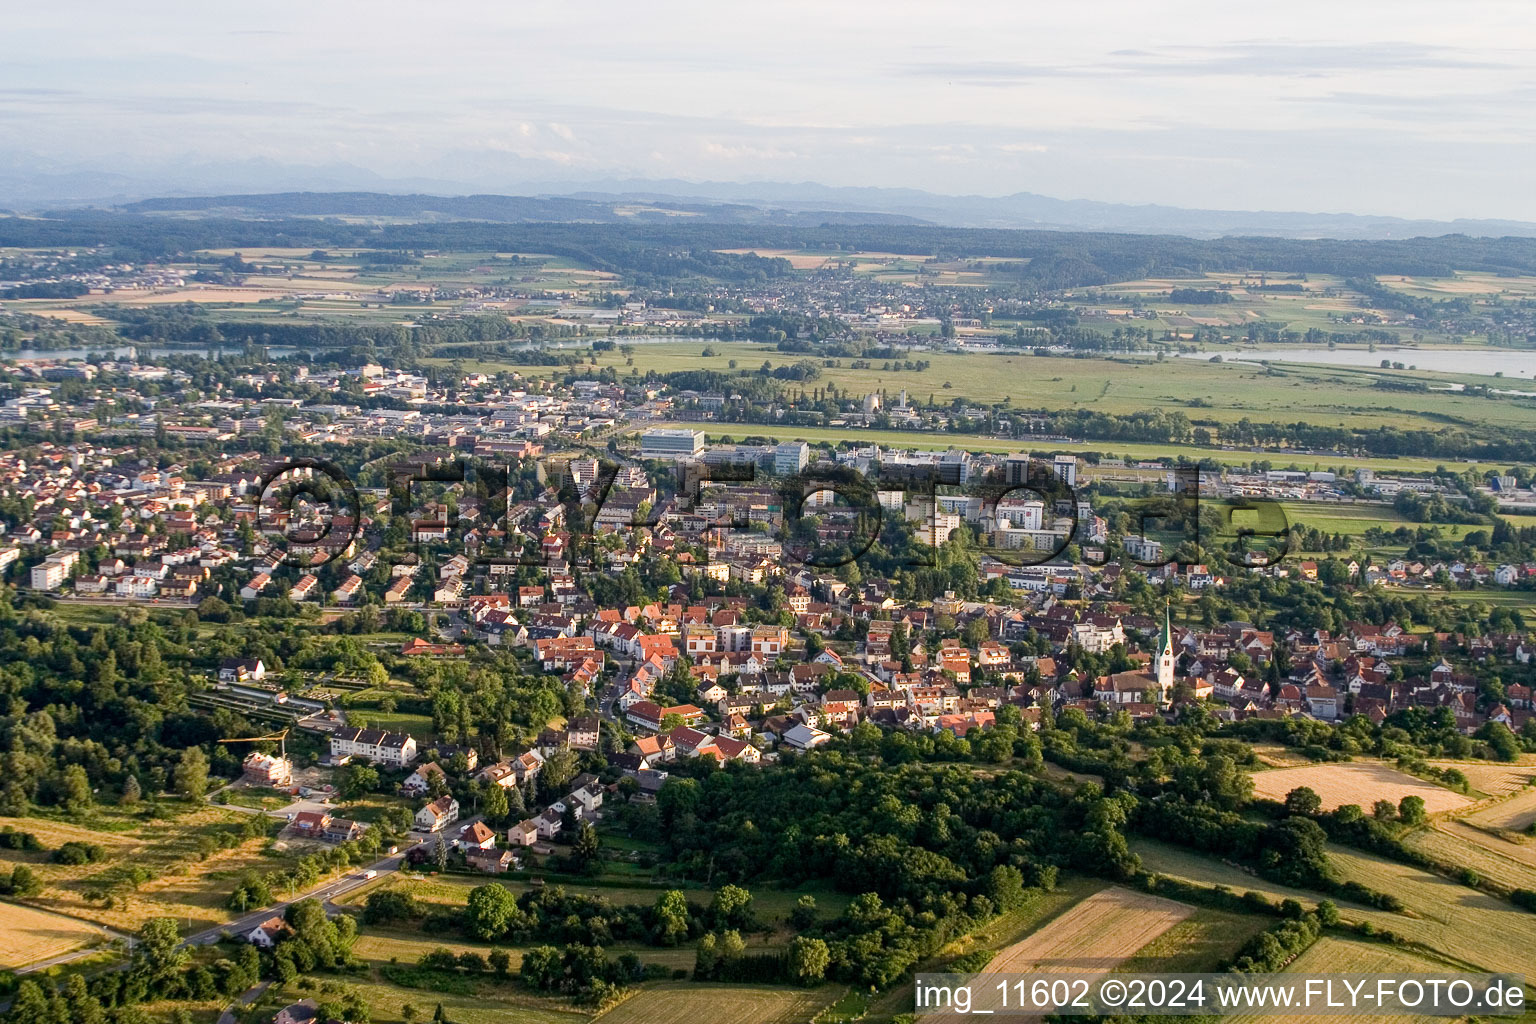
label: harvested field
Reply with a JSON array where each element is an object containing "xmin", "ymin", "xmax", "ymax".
[
  {"xmin": 986, "ymin": 887, "xmax": 1193, "ymax": 974},
  {"xmin": 1404, "ymin": 822, "xmax": 1536, "ymax": 891},
  {"xmin": 1323, "ymin": 845, "xmax": 1536, "ymax": 976},
  {"xmin": 1426, "ymin": 759, "xmax": 1536, "ymax": 798},
  {"xmin": 1464, "ymin": 785, "xmax": 1536, "ymax": 833},
  {"xmin": 0, "ymin": 902, "xmax": 107, "ymax": 968},
  {"xmin": 594, "ymin": 982, "xmax": 836, "ymax": 1024},
  {"xmin": 924, "ymin": 887, "xmax": 1193, "ymax": 1024},
  {"xmin": 1225, "ymin": 937, "xmax": 1457, "ymax": 1024},
  {"xmin": 1248, "ymin": 762, "xmax": 1470, "ymax": 814},
  {"xmin": 1132, "ymin": 839, "xmax": 1536, "ymax": 975}
]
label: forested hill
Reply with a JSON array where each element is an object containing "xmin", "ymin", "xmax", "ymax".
[{"xmin": 6, "ymin": 209, "xmax": 1536, "ymax": 288}]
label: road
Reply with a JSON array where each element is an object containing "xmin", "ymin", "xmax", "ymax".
[{"xmin": 217, "ymin": 980, "xmax": 270, "ymax": 1024}]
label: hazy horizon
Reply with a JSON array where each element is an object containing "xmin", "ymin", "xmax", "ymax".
[{"xmin": 4, "ymin": 0, "xmax": 1535, "ymax": 220}]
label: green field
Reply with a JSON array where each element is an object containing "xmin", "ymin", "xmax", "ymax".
[
  {"xmin": 258, "ymin": 969, "xmax": 590, "ymax": 1024},
  {"xmin": 644, "ymin": 422, "xmax": 1498, "ymax": 475},
  {"xmin": 434, "ymin": 336, "xmax": 1536, "ymax": 437}
]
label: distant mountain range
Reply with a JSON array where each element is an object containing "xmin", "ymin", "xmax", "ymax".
[{"xmin": 7, "ymin": 159, "xmax": 1536, "ymax": 239}]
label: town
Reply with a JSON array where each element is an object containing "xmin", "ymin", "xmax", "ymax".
[{"xmin": 0, "ymin": 215, "xmax": 1535, "ymax": 1024}]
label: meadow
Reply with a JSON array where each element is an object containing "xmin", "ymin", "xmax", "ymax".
[
  {"xmin": 644, "ymin": 422, "xmax": 1497, "ymax": 476},
  {"xmin": 0, "ymin": 809, "xmax": 281, "ymax": 933},
  {"xmin": 454, "ymin": 337, "xmax": 1536, "ymax": 438}
]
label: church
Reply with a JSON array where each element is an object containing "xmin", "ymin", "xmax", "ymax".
[{"xmin": 1092, "ymin": 605, "xmax": 1177, "ymax": 706}]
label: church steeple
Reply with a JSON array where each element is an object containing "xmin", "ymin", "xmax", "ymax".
[{"xmin": 1156, "ymin": 600, "xmax": 1175, "ymax": 698}]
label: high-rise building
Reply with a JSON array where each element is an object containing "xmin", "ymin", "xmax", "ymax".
[
  {"xmin": 774, "ymin": 441, "xmax": 809, "ymax": 475},
  {"xmin": 640, "ymin": 428, "xmax": 705, "ymax": 460}
]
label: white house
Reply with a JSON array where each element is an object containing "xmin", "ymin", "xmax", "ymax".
[{"xmin": 415, "ymin": 795, "xmax": 459, "ymax": 831}]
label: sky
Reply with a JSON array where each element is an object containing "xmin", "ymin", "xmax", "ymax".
[{"xmin": 2, "ymin": 0, "xmax": 1535, "ymax": 218}]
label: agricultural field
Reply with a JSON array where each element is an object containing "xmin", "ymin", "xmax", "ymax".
[
  {"xmin": 983, "ymin": 887, "xmax": 1194, "ymax": 975},
  {"xmin": 1247, "ymin": 743, "xmax": 1317, "ymax": 768},
  {"xmin": 1404, "ymin": 822, "xmax": 1536, "ymax": 891},
  {"xmin": 248, "ymin": 969, "xmax": 589, "ymax": 1024},
  {"xmin": 1112, "ymin": 907, "xmax": 1271, "ymax": 974},
  {"xmin": 0, "ymin": 901, "xmax": 111, "ymax": 969},
  {"xmin": 507, "ymin": 337, "xmax": 1536, "ymax": 438},
  {"xmin": 1464, "ymin": 784, "xmax": 1536, "ymax": 832},
  {"xmin": 1322, "ymin": 845, "xmax": 1536, "ymax": 976},
  {"xmin": 1224, "ymin": 936, "xmax": 1463, "ymax": 1024},
  {"xmin": 594, "ymin": 982, "xmax": 840, "ymax": 1024},
  {"xmin": 867, "ymin": 876, "xmax": 1104, "ymax": 1020},
  {"xmin": 1426, "ymin": 759, "xmax": 1536, "ymax": 798},
  {"xmin": 1246, "ymin": 762, "xmax": 1471, "ymax": 815},
  {"xmin": 1133, "ymin": 839, "xmax": 1536, "ymax": 976}
]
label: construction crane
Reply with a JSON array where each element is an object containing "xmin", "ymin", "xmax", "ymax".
[{"xmin": 217, "ymin": 728, "xmax": 290, "ymax": 760}]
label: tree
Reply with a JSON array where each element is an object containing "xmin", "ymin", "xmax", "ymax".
[
  {"xmin": 571, "ymin": 822, "xmax": 602, "ymax": 875},
  {"xmin": 540, "ymin": 747, "xmax": 578, "ymax": 795},
  {"xmin": 1372, "ymin": 799, "xmax": 1398, "ymax": 821},
  {"xmin": 709, "ymin": 884, "xmax": 753, "ymax": 929},
  {"xmin": 465, "ymin": 883, "xmax": 519, "ymax": 940},
  {"xmin": 1284, "ymin": 786, "xmax": 1322, "ymax": 817},
  {"xmin": 434, "ymin": 832, "xmax": 449, "ymax": 873},
  {"xmin": 694, "ymin": 931, "xmax": 717, "ymax": 978},
  {"xmin": 339, "ymin": 763, "xmax": 379, "ymax": 800},
  {"xmin": 8, "ymin": 863, "xmax": 40, "ymax": 897},
  {"xmin": 61, "ymin": 764, "xmax": 92, "ymax": 814},
  {"xmin": 482, "ymin": 783, "xmax": 509, "ymax": 826},
  {"xmin": 1398, "ymin": 795, "xmax": 1427, "ymax": 824},
  {"xmin": 789, "ymin": 894, "xmax": 817, "ymax": 930},
  {"xmin": 174, "ymin": 746, "xmax": 210, "ymax": 802},
  {"xmin": 488, "ymin": 948, "xmax": 512, "ymax": 977},
  {"xmin": 788, "ymin": 936, "xmax": 830, "ymax": 985},
  {"xmin": 363, "ymin": 888, "xmax": 417, "ymax": 925},
  {"xmin": 653, "ymin": 889, "xmax": 690, "ymax": 946},
  {"xmin": 132, "ymin": 918, "xmax": 189, "ymax": 981},
  {"xmin": 120, "ymin": 774, "xmax": 142, "ymax": 807}
]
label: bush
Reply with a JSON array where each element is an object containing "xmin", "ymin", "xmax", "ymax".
[
  {"xmin": 0, "ymin": 828, "xmax": 41, "ymax": 851},
  {"xmin": 52, "ymin": 841, "xmax": 106, "ymax": 865}
]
